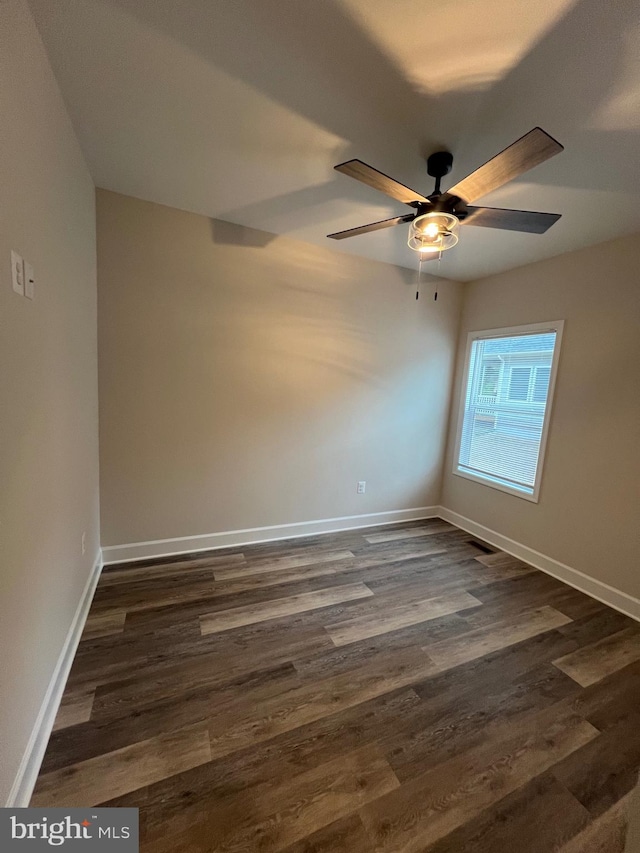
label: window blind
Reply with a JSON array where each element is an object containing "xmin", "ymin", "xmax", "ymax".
[{"xmin": 457, "ymin": 330, "xmax": 558, "ymax": 495}]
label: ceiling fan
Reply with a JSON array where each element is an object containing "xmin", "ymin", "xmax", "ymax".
[{"xmin": 327, "ymin": 127, "xmax": 564, "ymax": 256}]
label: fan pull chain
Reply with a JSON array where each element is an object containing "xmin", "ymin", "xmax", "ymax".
[
  {"xmin": 434, "ymin": 250, "xmax": 442, "ymax": 301},
  {"xmin": 417, "ymin": 252, "xmax": 443, "ymax": 302}
]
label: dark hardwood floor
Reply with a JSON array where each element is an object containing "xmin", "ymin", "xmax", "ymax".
[{"xmin": 32, "ymin": 519, "xmax": 640, "ymax": 852}]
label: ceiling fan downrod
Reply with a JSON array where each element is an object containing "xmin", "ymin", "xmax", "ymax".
[{"xmin": 426, "ymin": 150, "xmax": 454, "ymax": 197}]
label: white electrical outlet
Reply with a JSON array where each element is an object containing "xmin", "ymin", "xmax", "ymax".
[
  {"xmin": 11, "ymin": 250, "xmax": 24, "ymax": 296},
  {"xmin": 357, "ymin": 481, "xmax": 366, "ymax": 494},
  {"xmin": 24, "ymin": 261, "xmax": 34, "ymax": 299},
  {"xmin": 82, "ymin": 532, "xmax": 86, "ymax": 555}
]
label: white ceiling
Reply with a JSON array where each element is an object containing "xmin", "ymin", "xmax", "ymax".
[{"xmin": 29, "ymin": 0, "xmax": 640, "ymax": 281}]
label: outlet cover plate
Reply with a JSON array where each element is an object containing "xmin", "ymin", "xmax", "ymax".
[
  {"xmin": 24, "ymin": 261, "xmax": 34, "ymax": 299},
  {"xmin": 11, "ymin": 250, "xmax": 24, "ymax": 296}
]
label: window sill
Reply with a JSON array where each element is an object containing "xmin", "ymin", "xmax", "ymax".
[{"xmin": 453, "ymin": 466, "xmax": 540, "ymax": 503}]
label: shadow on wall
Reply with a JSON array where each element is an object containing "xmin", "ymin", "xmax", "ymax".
[
  {"xmin": 97, "ymin": 190, "xmax": 461, "ymax": 542},
  {"xmin": 145, "ymin": 212, "xmax": 449, "ymax": 481},
  {"xmin": 188, "ymin": 222, "xmax": 449, "ymax": 392},
  {"xmin": 625, "ymin": 782, "xmax": 640, "ymax": 852},
  {"xmin": 208, "ymin": 214, "xmax": 440, "ymax": 299},
  {"xmin": 210, "ymin": 218, "xmax": 278, "ymax": 248}
]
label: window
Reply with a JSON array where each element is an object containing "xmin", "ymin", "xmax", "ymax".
[
  {"xmin": 453, "ymin": 321, "xmax": 564, "ymax": 502},
  {"xmin": 533, "ymin": 366, "xmax": 551, "ymax": 402},
  {"xmin": 508, "ymin": 367, "xmax": 531, "ymax": 401},
  {"xmin": 480, "ymin": 363, "xmax": 500, "ymax": 397}
]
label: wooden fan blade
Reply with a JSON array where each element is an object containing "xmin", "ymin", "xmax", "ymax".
[
  {"xmin": 463, "ymin": 206, "xmax": 561, "ymax": 234},
  {"xmin": 444, "ymin": 128, "xmax": 564, "ymax": 204},
  {"xmin": 335, "ymin": 159, "xmax": 428, "ymax": 205},
  {"xmin": 327, "ymin": 214, "xmax": 416, "ymax": 240}
]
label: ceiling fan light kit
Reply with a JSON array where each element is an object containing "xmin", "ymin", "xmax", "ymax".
[
  {"xmin": 408, "ymin": 211, "xmax": 459, "ymax": 254},
  {"xmin": 328, "ymin": 127, "xmax": 564, "ymax": 260}
]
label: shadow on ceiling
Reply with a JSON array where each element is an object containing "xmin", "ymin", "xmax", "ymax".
[{"xmin": 100, "ymin": 0, "xmax": 640, "ymax": 239}]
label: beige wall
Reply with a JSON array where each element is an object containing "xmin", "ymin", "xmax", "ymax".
[
  {"xmin": 0, "ymin": 1, "xmax": 99, "ymax": 803},
  {"xmin": 442, "ymin": 234, "xmax": 640, "ymax": 600},
  {"xmin": 97, "ymin": 190, "xmax": 462, "ymax": 547}
]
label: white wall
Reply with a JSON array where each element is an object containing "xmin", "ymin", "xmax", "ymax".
[
  {"xmin": 97, "ymin": 190, "xmax": 462, "ymax": 551},
  {"xmin": 0, "ymin": 0, "xmax": 100, "ymax": 804},
  {"xmin": 442, "ymin": 234, "xmax": 640, "ymax": 601}
]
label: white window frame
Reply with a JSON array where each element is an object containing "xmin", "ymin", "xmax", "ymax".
[{"xmin": 452, "ymin": 320, "xmax": 564, "ymax": 503}]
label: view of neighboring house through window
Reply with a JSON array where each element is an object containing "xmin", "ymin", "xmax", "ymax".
[{"xmin": 454, "ymin": 321, "xmax": 564, "ymax": 501}]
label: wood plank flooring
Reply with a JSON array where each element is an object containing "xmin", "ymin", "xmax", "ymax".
[{"xmin": 32, "ymin": 519, "xmax": 640, "ymax": 852}]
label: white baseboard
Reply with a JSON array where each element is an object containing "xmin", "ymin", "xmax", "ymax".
[
  {"xmin": 102, "ymin": 507, "xmax": 639, "ymax": 622},
  {"xmin": 438, "ymin": 507, "xmax": 640, "ymax": 622},
  {"xmin": 102, "ymin": 506, "xmax": 441, "ymax": 564},
  {"xmin": 6, "ymin": 551, "xmax": 104, "ymax": 807}
]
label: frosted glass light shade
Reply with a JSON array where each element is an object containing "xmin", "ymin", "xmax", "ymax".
[{"xmin": 408, "ymin": 212, "xmax": 459, "ymax": 253}]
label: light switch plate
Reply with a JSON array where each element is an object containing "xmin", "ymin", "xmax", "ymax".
[
  {"xmin": 24, "ymin": 261, "xmax": 34, "ymax": 299},
  {"xmin": 11, "ymin": 250, "xmax": 24, "ymax": 296}
]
